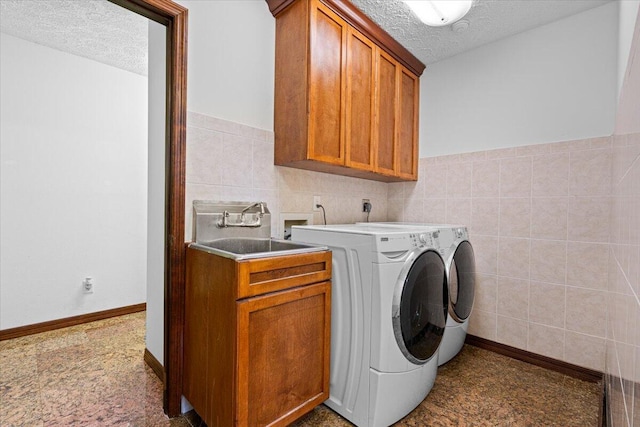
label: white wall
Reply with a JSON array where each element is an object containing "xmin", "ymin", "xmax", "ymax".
[
  {"xmin": 420, "ymin": 2, "xmax": 619, "ymax": 157},
  {"xmin": 143, "ymin": 0, "xmax": 275, "ymax": 367},
  {"xmin": 617, "ymin": 0, "xmax": 640, "ymax": 98},
  {"xmin": 176, "ymin": 0, "xmax": 275, "ymax": 131},
  {"xmin": 0, "ymin": 33, "xmax": 148, "ymax": 329},
  {"xmin": 146, "ymin": 21, "xmax": 167, "ymax": 364},
  {"xmin": 615, "ymin": 2, "xmax": 640, "ymax": 134},
  {"xmin": 172, "ymin": 0, "xmax": 621, "ymax": 158}
]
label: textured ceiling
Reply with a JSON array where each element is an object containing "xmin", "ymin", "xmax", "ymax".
[
  {"xmin": 0, "ymin": 0, "xmax": 615, "ymax": 74},
  {"xmin": 350, "ymin": 0, "xmax": 614, "ymax": 65},
  {"xmin": 0, "ymin": 0, "xmax": 148, "ymax": 76}
]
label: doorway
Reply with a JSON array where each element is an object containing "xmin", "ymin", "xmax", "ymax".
[{"xmin": 0, "ymin": 0, "xmax": 187, "ymax": 417}]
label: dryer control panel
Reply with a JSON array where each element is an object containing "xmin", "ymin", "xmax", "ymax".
[
  {"xmin": 409, "ymin": 232, "xmax": 446, "ymax": 257},
  {"xmin": 409, "ymin": 232, "xmax": 434, "ymax": 247}
]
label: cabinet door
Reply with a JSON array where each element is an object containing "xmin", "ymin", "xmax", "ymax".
[
  {"xmin": 396, "ymin": 66, "xmax": 419, "ymax": 180},
  {"xmin": 236, "ymin": 281, "xmax": 331, "ymax": 427},
  {"xmin": 374, "ymin": 48, "xmax": 398, "ymax": 176},
  {"xmin": 345, "ymin": 27, "xmax": 375, "ymax": 171},
  {"xmin": 308, "ymin": 0, "xmax": 346, "ymax": 165}
]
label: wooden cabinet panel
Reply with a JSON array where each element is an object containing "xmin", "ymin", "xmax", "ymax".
[
  {"xmin": 397, "ymin": 67, "xmax": 418, "ymax": 179},
  {"xmin": 345, "ymin": 27, "xmax": 375, "ymax": 170},
  {"xmin": 237, "ymin": 251, "xmax": 331, "ymax": 298},
  {"xmin": 184, "ymin": 248, "xmax": 238, "ymax": 426},
  {"xmin": 237, "ymin": 282, "xmax": 331, "ymax": 426},
  {"xmin": 375, "ymin": 50, "xmax": 398, "ymax": 175},
  {"xmin": 309, "ymin": 2, "xmax": 345, "ymax": 164},
  {"xmin": 273, "ymin": 0, "xmax": 309, "ymax": 165}
]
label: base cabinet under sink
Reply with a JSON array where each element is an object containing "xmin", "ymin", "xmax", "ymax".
[{"xmin": 183, "ymin": 247, "xmax": 332, "ymax": 427}]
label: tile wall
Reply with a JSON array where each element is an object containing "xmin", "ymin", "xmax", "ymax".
[
  {"xmin": 185, "ymin": 110, "xmax": 623, "ymax": 377},
  {"xmin": 606, "ymin": 131, "xmax": 640, "ymax": 426},
  {"xmin": 389, "ymin": 137, "xmax": 613, "ymax": 372},
  {"xmin": 185, "ymin": 111, "xmax": 388, "ymax": 240}
]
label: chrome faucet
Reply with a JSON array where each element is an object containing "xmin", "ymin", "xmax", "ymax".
[
  {"xmin": 217, "ymin": 202, "xmax": 266, "ymax": 228},
  {"xmin": 241, "ymin": 202, "xmax": 265, "ymax": 217}
]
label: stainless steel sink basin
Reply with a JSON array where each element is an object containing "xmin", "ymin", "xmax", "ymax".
[{"xmin": 190, "ymin": 238, "xmax": 327, "ymax": 260}]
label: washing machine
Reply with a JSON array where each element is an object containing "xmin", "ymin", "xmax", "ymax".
[
  {"xmin": 291, "ymin": 224, "xmax": 448, "ymax": 427},
  {"xmin": 358, "ymin": 222, "xmax": 476, "ymax": 366}
]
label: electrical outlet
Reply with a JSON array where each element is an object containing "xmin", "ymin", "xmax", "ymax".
[
  {"xmin": 313, "ymin": 196, "xmax": 321, "ymax": 211},
  {"xmin": 362, "ymin": 199, "xmax": 371, "ymax": 212},
  {"xmin": 83, "ymin": 277, "xmax": 94, "ymax": 294}
]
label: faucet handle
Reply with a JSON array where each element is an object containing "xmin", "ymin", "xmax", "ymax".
[{"xmin": 241, "ymin": 202, "xmax": 266, "ymax": 216}]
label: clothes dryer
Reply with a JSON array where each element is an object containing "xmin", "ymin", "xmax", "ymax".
[
  {"xmin": 359, "ymin": 223, "xmax": 476, "ymax": 365},
  {"xmin": 291, "ymin": 224, "xmax": 448, "ymax": 427}
]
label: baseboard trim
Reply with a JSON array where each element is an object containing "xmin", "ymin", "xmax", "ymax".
[
  {"xmin": 465, "ymin": 334, "xmax": 603, "ymax": 383},
  {"xmin": 0, "ymin": 303, "xmax": 147, "ymax": 341},
  {"xmin": 144, "ymin": 348, "xmax": 165, "ymax": 383}
]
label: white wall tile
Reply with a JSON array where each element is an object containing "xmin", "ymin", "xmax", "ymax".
[
  {"xmin": 474, "ymin": 273, "xmax": 497, "ymax": 313},
  {"xmin": 498, "ymin": 237, "xmax": 530, "ymax": 280},
  {"xmin": 472, "ymin": 160, "xmax": 500, "ymax": 197},
  {"xmin": 528, "ymin": 323, "xmax": 565, "ymax": 360},
  {"xmin": 566, "ymin": 242, "xmax": 609, "ymax": 290},
  {"xmin": 446, "ymin": 198, "xmax": 471, "ymax": 225},
  {"xmin": 186, "ymin": 115, "xmax": 633, "ymax": 378},
  {"xmin": 422, "ymin": 198, "xmax": 447, "ymax": 223},
  {"xmin": 564, "ymin": 331, "xmax": 605, "ymax": 372},
  {"xmin": 497, "ymin": 276, "xmax": 529, "ymax": 320},
  {"xmin": 220, "ymin": 134, "xmax": 253, "ymax": 188},
  {"xmin": 530, "ymin": 197, "xmax": 568, "ymax": 240},
  {"xmin": 529, "ymin": 240, "xmax": 567, "ymax": 285},
  {"xmin": 567, "ymin": 196, "xmax": 611, "ymax": 243},
  {"xmin": 499, "ymin": 198, "xmax": 531, "ymax": 238},
  {"xmin": 500, "ymin": 157, "xmax": 532, "ymax": 197},
  {"xmin": 569, "ymin": 148, "xmax": 612, "ymax": 196},
  {"xmin": 532, "ymin": 152, "xmax": 570, "ymax": 197},
  {"xmin": 468, "ymin": 309, "xmax": 497, "ymax": 340},
  {"xmin": 497, "ymin": 315, "xmax": 528, "ymax": 349},
  {"xmin": 471, "ymin": 198, "xmax": 500, "ymax": 235},
  {"xmin": 529, "ymin": 281, "xmax": 565, "ymax": 328},
  {"xmin": 472, "ymin": 235, "xmax": 499, "ymax": 275},
  {"xmin": 446, "ymin": 162, "xmax": 472, "ymax": 198},
  {"xmin": 565, "ymin": 287, "xmax": 607, "ymax": 337}
]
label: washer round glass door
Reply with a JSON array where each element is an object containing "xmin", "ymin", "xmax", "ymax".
[
  {"xmin": 393, "ymin": 249, "xmax": 448, "ymax": 365},
  {"xmin": 448, "ymin": 241, "xmax": 475, "ymax": 322}
]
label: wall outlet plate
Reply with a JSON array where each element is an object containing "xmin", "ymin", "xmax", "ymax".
[
  {"xmin": 313, "ymin": 196, "xmax": 321, "ymax": 211},
  {"xmin": 83, "ymin": 277, "xmax": 94, "ymax": 294}
]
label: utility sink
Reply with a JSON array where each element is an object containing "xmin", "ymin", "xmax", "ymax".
[{"xmin": 189, "ymin": 237, "xmax": 327, "ymax": 260}]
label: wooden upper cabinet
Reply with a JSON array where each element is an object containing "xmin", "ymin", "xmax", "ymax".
[{"xmin": 269, "ymin": 0, "xmax": 425, "ymax": 182}]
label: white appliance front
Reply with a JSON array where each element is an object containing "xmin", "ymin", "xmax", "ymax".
[
  {"xmin": 291, "ymin": 225, "xmax": 447, "ymax": 427},
  {"xmin": 358, "ymin": 222, "xmax": 476, "ymax": 365}
]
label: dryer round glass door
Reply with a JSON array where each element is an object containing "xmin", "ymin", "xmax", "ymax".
[
  {"xmin": 449, "ymin": 241, "xmax": 475, "ymax": 322},
  {"xmin": 393, "ymin": 250, "xmax": 448, "ymax": 365}
]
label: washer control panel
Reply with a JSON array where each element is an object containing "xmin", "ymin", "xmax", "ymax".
[
  {"xmin": 455, "ymin": 227, "xmax": 467, "ymax": 239},
  {"xmin": 409, "ymin": 232, "xmax": 439, "ymax": 249}
]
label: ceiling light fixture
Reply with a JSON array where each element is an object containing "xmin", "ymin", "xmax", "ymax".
[{"xmin": 404, "ymin": 0, "xmax": 473, "ymax": 27}]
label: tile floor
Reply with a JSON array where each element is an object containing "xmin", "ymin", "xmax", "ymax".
[{"xmin": 0, "ymin": 312, "xmax": 601, "ymax": 426}]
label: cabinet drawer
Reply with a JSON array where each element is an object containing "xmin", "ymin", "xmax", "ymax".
[{"xmin": 237, "ymin": 250, "xmax": 331, "ymax": 298}]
